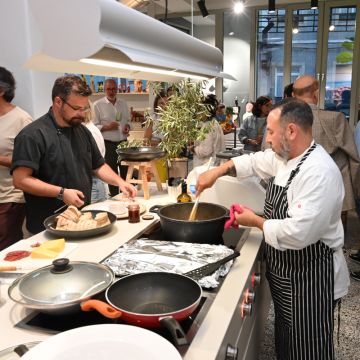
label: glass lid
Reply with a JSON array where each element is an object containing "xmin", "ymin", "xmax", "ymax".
[{"xmin": 16, "ymin": 258, "xmax": 114, "ymax": 305}]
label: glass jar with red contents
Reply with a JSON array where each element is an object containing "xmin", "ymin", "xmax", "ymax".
[{"xmin": 128, "ymin": 203, "xmax": 140, "ymax": 223}]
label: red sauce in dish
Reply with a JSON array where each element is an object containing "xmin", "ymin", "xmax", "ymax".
[{"xmin": 4, "ymin": 250, "xmax": 31, "ymax": 261}]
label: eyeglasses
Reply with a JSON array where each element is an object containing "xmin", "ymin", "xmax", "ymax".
[{"xmin": 60, "ymin": 97, "xmax": 91, "ymax": 113}]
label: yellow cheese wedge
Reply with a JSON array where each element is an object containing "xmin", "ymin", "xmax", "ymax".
[
  {"xmin": 31, "ymin": 248, "xmax": 59, "ymax": 259},
  {"xmin": 40, "ymin": 238, "xmax": 65, "ymax": 252}
]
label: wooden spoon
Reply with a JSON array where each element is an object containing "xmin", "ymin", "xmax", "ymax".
[{"xmin": 188, "ymin": 157, "xmax": 212, "ymax": 221}]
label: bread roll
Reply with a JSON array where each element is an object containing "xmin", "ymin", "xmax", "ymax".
[{"xmin": 95, "ymin": 212, "xmax": 110, "ymax": 227}]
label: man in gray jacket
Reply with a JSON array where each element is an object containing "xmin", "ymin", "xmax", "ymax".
[{"xmin": 293, "ymin": 75, "xmax": 360, "ymax": 234}]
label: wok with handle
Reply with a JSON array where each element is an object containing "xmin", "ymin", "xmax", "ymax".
[
  {"xmin": 116, "ymin": 146, "xmax": 165, "ymax": 162},
  {"xmin": 81, "ymin": 251, "xmax": 240, "ymax": 346}
]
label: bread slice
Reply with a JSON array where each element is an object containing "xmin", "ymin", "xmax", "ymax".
[{"xmin": 95, "ymin": 212, "xmax": 110, "ymax": 227}]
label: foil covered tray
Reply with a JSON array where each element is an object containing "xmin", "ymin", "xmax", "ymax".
[{"xmin": 103, "ymin": 239, "xmax": 236, "ymax": 288}]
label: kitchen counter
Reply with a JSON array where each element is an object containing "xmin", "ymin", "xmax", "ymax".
[{"xmin": 0, "ymin": 191, "xmax": 269, "ymax": 359}]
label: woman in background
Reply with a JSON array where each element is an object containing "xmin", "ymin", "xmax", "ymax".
[
  {"xmin": 189, "ymin": 94, "xmax": 225, "ymax": 168},
  {"xmin": 144, "ymin": 91, "xmax": 167, "ymax": 146},
  {"xmin": 83, "ymin": 104, "xmax": 109, "ymax": 203},
  {"xmin": 239, "ymin": 95, "xmax": 272, "ymax": 152}
]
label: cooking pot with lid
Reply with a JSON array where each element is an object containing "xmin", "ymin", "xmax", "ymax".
[{"xmin": 8, "ymin": 258, "xmax": 114, "ymax": 315}]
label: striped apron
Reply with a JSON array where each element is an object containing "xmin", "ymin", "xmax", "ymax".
[{"xmin": 264, "ymin": 144, "xmax": 335, "ymax": 360}]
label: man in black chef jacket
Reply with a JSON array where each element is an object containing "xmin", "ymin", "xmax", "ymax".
[{"xmin": 11, "ymin": 75, "xmax": 137, "ymax": 234}]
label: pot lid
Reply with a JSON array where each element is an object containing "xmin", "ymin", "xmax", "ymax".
[{"xmin": 17, "ymin": 258, "xmax": 114, "ymax": 305}]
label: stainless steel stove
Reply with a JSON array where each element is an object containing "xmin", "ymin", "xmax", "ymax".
[{"xmin": 15, "ymin": 224, "xmax": 271, "ymax": 359}]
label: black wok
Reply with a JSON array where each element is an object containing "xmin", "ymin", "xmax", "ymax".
[
  {"xmin": 150, "ymin": 202, "xmax": 228, "ymax": 244},
  {"xmin": 116, "ymin": 147, "xmax": 165, "ymax": 161}
]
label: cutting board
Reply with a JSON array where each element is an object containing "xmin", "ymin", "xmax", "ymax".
[{"xmin": 0, "ymin": 239, "xmax": 78, "ymax": 272}]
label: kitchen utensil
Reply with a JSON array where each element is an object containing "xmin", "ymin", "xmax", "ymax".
[
  {"xmin": 43, "ymin": 210, "xmax": 116, "ymax": 239},
  {"xmin": 150, "ymin": 202, "xmax": 229, "ymax": 244},
  {"xmin": 188, "ymin": 157, "xmax": 212, "ymax": 221},
  {"xmin": 8, "ymin": 258, "xmax": 114, "ymax": 315},
  {"xmin": 81, "ymin": 250, "xmax": 238, "ymax": 345},
  {"xmin": 184, "ymin": 250, "xmax": 240, "ymax": 280},
  {"xmin": 81, "ymin": 272, "xmax": 201, "ymax": 346},
  {"xmin": 20, "ymin": 325, "xmax": 181, "ymax": 360},
  {"xmin": 116, "ymin": 146, "xmax": 165, "ymax": 162},
  {"xmin": 0, "ymin": 265, "xmax": 34, "ymax": 272}
]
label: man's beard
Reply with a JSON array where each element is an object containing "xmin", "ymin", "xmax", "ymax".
[
  {"xmin": 60, "ymin": 107, "xmax": 84, "ymax": 127},
  {"xmin": 278, "ymin": 133, "xmax": 291, "ymax": 160},
  {"xmin": 270, "ymin": 133, "xmax": 291, "ymax": 160}
]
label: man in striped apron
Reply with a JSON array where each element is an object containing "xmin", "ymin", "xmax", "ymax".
[{"xmin": 196, "ymin": 98, "xmax": 349, "ymax": 359}]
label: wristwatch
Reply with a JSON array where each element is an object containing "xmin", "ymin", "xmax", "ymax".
[{"xmin": 56, "ymin": 187, "xmax": 65, "ymax": 201}]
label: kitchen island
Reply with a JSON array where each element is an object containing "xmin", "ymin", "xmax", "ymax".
[{"xmin": 0, "ymin": 192, "xmax": 270, "ymax": 359}]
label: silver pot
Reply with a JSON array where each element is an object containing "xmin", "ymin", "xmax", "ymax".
[{"xmin": 8, "ymin": 258, "xmax": 114, "ymax": 315}]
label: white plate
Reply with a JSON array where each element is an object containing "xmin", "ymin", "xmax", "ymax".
[{"xmin": 21, "ymin": 324, "xmax": 182, "ymax": 360}]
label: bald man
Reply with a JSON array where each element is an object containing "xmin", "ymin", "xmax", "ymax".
[{"xmin": 293, "ymin": 75, "xmax": 360, "ymax": 224}]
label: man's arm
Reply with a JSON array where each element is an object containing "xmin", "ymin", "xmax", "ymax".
[
  {"xmin": 94, "ymin": 163, "xmax": 137, "ymax": 198},
  {"xmin": 195, "ymin": 159, "xmax": 235, "ymax": 196},
  {"xmin": 0, "ymin": 155, "xmax": 12, "ymax": 168},
  {"xmin": 12, "ymin": 167, "xmax": 85, "ymax": 207}
]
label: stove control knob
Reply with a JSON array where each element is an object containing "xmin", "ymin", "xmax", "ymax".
[
  {"xmin": 240, "ymin": 299, "xmax": 252, "ymax": 318},
  {"xmin": 225, "ymin": 344, "xmax": 239, "ymax": 360},
  {"xmin": 244, "ymin": 288, "xmax": 256, "ymax": 303},
  {"xmin": 251, "ymin": 272, "xmax": 261, "ymax": 287}
]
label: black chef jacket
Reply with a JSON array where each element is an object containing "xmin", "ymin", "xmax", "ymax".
[{"xmin": 11, "ymin": 108, "xmax": 105, "ymax": 234}]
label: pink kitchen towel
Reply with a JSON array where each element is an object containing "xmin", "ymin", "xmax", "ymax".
[{"xmin": 224, "ymin": 204, "xmax": 245, "ymax": 230}]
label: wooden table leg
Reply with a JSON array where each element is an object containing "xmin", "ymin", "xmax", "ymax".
[
  {"xmin": 150, "ymin": 160, "xmax": 163, "ymax": 192},
  {"xmin": 139, "ymin": 165, "xmax": 149, "ymax": 199}
]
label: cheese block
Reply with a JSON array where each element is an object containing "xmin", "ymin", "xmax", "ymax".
[
  {"xmin": 40, "ymin": 238, "xmax": 65, "ymax": 252},
  {"xmin": 31, "ymin": 247, "xmax": 59, "ymax": 259}
]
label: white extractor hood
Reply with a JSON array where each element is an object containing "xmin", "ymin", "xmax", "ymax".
[{"xmin": 26, "ymin": 0, "xmax": 235, "ymax": 82}]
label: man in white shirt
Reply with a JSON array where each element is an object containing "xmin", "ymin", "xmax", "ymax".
[
  {"xmin": 93, "ymin": 78, "xmax": 131, "ymax": 196},
  {"xmin": 0, "ymin": 67, "xmax": 32, "ymax": 250},
  {"xmin": 196, "ymin": 98, "xmax": 349, "ymax": 360}
]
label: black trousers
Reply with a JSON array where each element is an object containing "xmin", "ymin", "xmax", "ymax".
[{"xmin": 104, "ymin": 140, "xmax": 128, "ymax": 197}]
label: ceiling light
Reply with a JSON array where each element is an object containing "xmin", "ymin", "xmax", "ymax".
[
  {"xmin": 268, "ymin": 0, "xmax": 276, "ymax": 14},
  {"xmin": 329, "ymin": 24, "xmax": 335, "ymax": 31},
  {"xmin": 311, "ymin": 0, "xmax": 318, "ymax": 10},
  {"xmin": 80, "ymin": 58, "xmax": 209, "ymax": 80},
  {"xmin": 229, "ymin": 31, "xmax": 235, "ymax": 36},
  {"xmin": 197, "ymin": 0, "xmax": 209, "ymax": 18},
  {"xmin": 292, "ymin": 28, "xmax": 299, "ymax": 34},
  {"xmin": 234, "ymin": 2, "xmax": 244, "ymax": 14}
]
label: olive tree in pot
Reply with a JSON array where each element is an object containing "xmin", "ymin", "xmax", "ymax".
[{"xmin": 144, "ymin": 79, "xmax": 212, "ymax": 178}]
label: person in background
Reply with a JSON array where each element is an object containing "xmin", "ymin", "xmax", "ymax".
[
  {"xmin": 283, "ymin": 83, "xmax": 294, "ymax": 98},
  {"xmin": 336, "ymin": 89, "xmax": 351, "ymax": 119},
  {"xmin": 144, "ymin": 91, "xmax": 167, "ymax": 146},
  {"xmin": 11, "ymin": 75, "xmax": 136, "ymax": 235},
  {"xmin": 93, "ymin": 78, "xmax": 131, "ymax": 197},
  {"xmin": 239, "ymin": 96, "xmax": 272, "ymax": 152},
  {"xmin": 196, "ymin": 98, "xmax": 349, "ymax": 360},
  {"xmin": 215, "ymin": 103, "xmax": 226, "ymax": 122},
  {"xmin": 293, "ymin": 75, "xmax": 360, "ymax": 234},
  {"xmin": 0, "ymin": 67, "xmax": 32, "ymax": 250},
  {"xmin": 348, "ymin": 119, "xmax": 360, "ymax": 280},
  {"xmin": 188, "ymin": 94, "xmax": 225, "ymax": 168},
  {"xmin": 242, "ymin": 101, "xmax": 254, "ymax": 122},
  {"xmin": 83, "ymin": 103, "xmax": 109, "ymax": 203}
]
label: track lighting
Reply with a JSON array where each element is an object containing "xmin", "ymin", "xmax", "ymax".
[
  {"xmin": 197, "ymin": 0, "xmax": 209, "ymax": 18},
  {"xmin": 311, "ymin": 0, "xmax": 318, "ymax": 10},
  {"xmin": 268, "ymin": 0, "xmax": 276, "ymax": 13},
  {"xmin": 262, "ymin": 21, "xmax": 274, "ymax": 34}
]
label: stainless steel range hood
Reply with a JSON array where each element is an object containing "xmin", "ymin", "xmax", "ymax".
[{"xmin": 26, "ymin": 0, "xmax": 235, "ymax": 82}]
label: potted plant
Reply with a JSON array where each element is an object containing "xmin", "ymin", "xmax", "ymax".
[{"xmin": 144, "ymin": 79, "xmax": 212, "ymax": 177}]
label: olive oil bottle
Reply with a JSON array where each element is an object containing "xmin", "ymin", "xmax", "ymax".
[{"xmin": 177, "ymin": 181, "xmax": 192, "ymax": 203}]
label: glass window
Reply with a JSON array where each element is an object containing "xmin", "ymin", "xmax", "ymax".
[
  {"xmin": 324, "ymin": 6, "xmax": 356, "ymax": 117},
  {"xmin": 256, "ymin": 9, "xmax": 286, "ymax": 102},
  {"xmin": 291, "ymin": 9, "xmax": 319, "ymax": 81}
]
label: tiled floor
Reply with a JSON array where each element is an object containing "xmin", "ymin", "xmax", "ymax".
[{"xmin": 259, "ymin": 210, "xmax": 360, "ymax": 360}]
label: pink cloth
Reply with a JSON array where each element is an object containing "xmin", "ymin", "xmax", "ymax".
[{"xmin": 224, "ymin": 204, "xmax": 244, "ymax": 230}]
